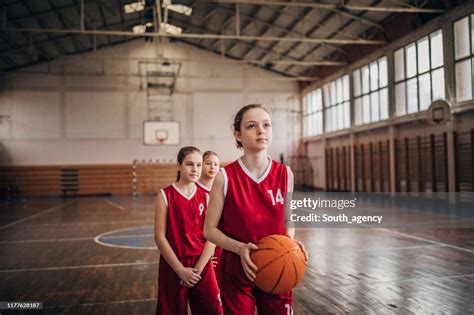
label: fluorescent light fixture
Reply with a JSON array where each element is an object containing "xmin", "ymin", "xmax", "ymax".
[
  {"xmin": 168, "ymin": 4, "xmax": 192, "ymax": 16},
  {"xmin": 162, "ymin": 0, "xmax": 192, "ymax": 16},
  {"xmin": 160, "ymin": 22, "xmax": 182, "ymax": 35},
  {"xmin": 124, "ymin": 1, "xmax": 145, "ymax": 14},
  {"xmin": 132, "ymin": 24, "xmax": 146, "ymax": 34}
]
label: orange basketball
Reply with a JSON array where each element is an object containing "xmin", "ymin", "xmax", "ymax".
[{"xmin": 250, "ymin": 234, "xmax": 307, "ymax": 294}]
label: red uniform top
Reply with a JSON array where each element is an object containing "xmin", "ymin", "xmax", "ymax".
[
  {"xmin": 220, "ymin": 158, "xmax": 293, "ymax": 243},
  {"xmin": 196, "ymin": 181, "xmax": 211, "ymax": 194},
  {"xmin": 161, "ymin": 183, "xmax": 208, "ymax": 258}
]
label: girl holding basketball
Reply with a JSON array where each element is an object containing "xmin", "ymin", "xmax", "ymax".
[
  {"xmin": 204, "ymin": 104, "xmax": 308, "ymax": 315},
  {"xmin": 154, "ymin": 146, "xmax": 222, "ymax": 315}
]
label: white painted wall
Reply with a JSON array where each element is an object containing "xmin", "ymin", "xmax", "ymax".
[{"xmin": 0, "ymin": 40, "xmax": 299, "ymax": 165}]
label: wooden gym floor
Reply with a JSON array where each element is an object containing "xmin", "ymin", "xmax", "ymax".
[{"xmin": 0, "ymin": 196, "xmax": 473, "ymax": 314}]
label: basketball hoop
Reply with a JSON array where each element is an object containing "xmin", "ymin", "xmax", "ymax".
[
  {"xmin": 155, "ymin": 130, "xmax": 168, "ymax": 145},
  {"xmin": 426, "ymin": 100, "xmax": 451, "ymax": 125},
  {"xmin": 143, "ymin": 121, "xmax": 180, "ymax": 146}
]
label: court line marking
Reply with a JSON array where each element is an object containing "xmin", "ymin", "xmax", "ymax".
[
  {"xmin": 39, "ymin": 275, "xmax": 474, "ymax": 309},
  {"xmin": 0, "ymin": 236, "xmax": 444, "ymax": 254},
  {"xmin": 20, "ymin": 220, "xmax": 153, "ymax": 228},
  {"xmin": 23, "ymin": 205, "xmax": 44, "ymax": 211},
  {"xmin": 379, "ymin": 228, "xmax": 474, "ymax": 254},
  {"xmin": 43, "ymin": 298, "xmax": 156, "ymax": 309},
  {"xmin": 0, "ymin": 233, "xmax": 157, "ymax": 245},
  {"xmin": 0, "ymin": 236, "xmax": 94, "ymax": 244},
  {"xmin": 101, "ymin": 233, "xmax": 154, "ymax": 239},
  {"xmin": 0, "ymin": 261, "xmax": 160, "ymax": 273},
  {"xmin": 313, "ymin": 244, "xmax": 447, "ymax": 253},
  {"xmin": 295, "ymin": 209, "xmax": 474, "ymax": 254},
  {"xmin": 103, "ymin": 199, "xmax": 126, "ymax": 211},
  {"xmin": 94, "ymin": 225, "xmax": 157, "ymax": 250},
  {"xmin": 329, "ymin": 273, "xmax": 474, "ymax": 287},
  {"xmin": 0, "ymin": 202, "xmax": 72, "ymax": 231}
]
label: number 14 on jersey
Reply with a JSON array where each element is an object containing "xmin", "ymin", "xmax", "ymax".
[{"xmin": 267, "ymin": 189, "xmax": 284, "ymax": 205}]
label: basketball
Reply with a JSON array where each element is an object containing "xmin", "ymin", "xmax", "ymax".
[{"xmin": 250, "ymin": 235, "xmax": 307, "ymax": 294}]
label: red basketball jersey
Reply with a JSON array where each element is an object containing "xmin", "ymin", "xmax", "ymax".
[
  {"xmin": 161, "ymin": 183, "xmax": 208, "ymax": 258},
  {"xmin": 196, "ymin": 181, "xmax": 211, "ymax": 194},
  {"xmin": 220, "ymin": 158, "xmax": 293, "ymax": 243}
]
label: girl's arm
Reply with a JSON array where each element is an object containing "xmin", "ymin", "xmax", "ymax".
[
  {"xmin": 204, "ymin": 172, "xmax": 258, "ymax": 281},
  {"xmin": 285, "ymin": 167, "xmax": 295, "ymax": 238},
  {"xmin": 284, "ymin": 167, "xmax": 309, "ymax": 264},
  {"xmin": 193, "ymin": 241, "xmax": 216, "ymax": 274},
  {"xmin": 154, "ymin": 192, "xmax": 202, "ymax": 287}
]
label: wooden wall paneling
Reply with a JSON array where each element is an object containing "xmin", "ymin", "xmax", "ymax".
[
  {"xmin": 443, "ymin": 132, "xmax": 449, "ymax": 192},
  {"xmin": 336, "ymin": 147, "xmax": 340, "ymax": 191},
  {"xmin": 361, "ymin": 144, "xmax": 366, "ymax": 192},
  {"xmin": 369, "ymin": 142, "xmax": 374, "ymax": 192},
  {"xmin": 405, "ymin": 137, "xmax": 411, "ymax": 192},
  {"xmin": 417, "ymin": 136, "xmax": 423, "ymax": 192},
  {"xmin": 394, "ymin": 139, "xmax": 400, "ymax": 192},
  {"xmin": 431, "ymin": 134, "xmax": 437, "ymax": 192},
  {"xmin": 387, "ymin": 140, "xmax": 391, "ymax": 192},
  {"xmin": 377, "ymin": 141, "xmax": 384, "ymax": 192}
]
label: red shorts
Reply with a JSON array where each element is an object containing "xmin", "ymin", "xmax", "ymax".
[
  {"xmin": 156, "ymin": 255, "xmax": 223, "ymax": 315},
  {"xmin": 214, "ymin": 246, "xmax": 223, "ymax": 282},
  {"xmin": 218, "ymin": 250, "xmax": 293, "ymax": 315}
]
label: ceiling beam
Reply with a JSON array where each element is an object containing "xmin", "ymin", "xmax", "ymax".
[
  {"xmin": 4, "ymin": 25, "xmax": 386, "ymax": 45},
  {"xmin": 2, "ymin": 37, "xmax": 139, "ymax": 72},
  {"xmin": 210, "ymin": 5, "xmax": 262, "ymax": 55},
  {"xmin": 0, "ymin": 33, "xmax": 30, "ymax": 66},
  {"xmin": 239, "ymin": 6, "xmax": 288, "ymax": 60},
  {"xmin": 207, "ymin": 3, "xmax": 350, "ymax": 63},
  {"xmin": 210, "ymin": 1, "xmax": 385, "ymax": 31},
  {"xmin": 0, "ymin": 18, "xmax": 142, "ymax": 56},
  {"xmin": 170, "ymin": 17, "xmax": 302, "ymax": 64},
  {"xmin": 208, "ymin": 0, "xmax": 444, "ymax": 13},
  {"xmin": 168, "ymin": 17, "xmax": 321, "ymax": 76},
  {"xmin": 2, "ymin": 12, "xmax": 50, "ymax": 61},
  {"xmin": 72, "ymin": 0, "xmax": 93, "ymax": 47},
  {"xmin": 20, "ymin": 0, "xmax": 66, "ymax": 57},
  {"xmin": 4, "ymin": 2, "xmax": 86, "ymax": 23},
  {"xmin": 249, "ymin": 6, "xmax": 315, "ymax": 71},
  {"xmin": 76, "ymin": 55, "xmax": 346, "ymax": 66},
  {"xmin": 97, "ymin": 1, "xmax": 111, "ymax": 46},
  {"xmin": 47, "ymin": 0, "xmax": 81, "ymax": 52},
  {"xmin": 285, "ymin": 0, "xmax": 388, "ymax": 75}
]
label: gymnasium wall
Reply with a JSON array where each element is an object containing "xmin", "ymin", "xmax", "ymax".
[
  {"xmin": 0, "ymin": 40, "xmax": 299, "ymax": 165},
  {"xmin": 302, "ymin": 2, "xmax": 474, "ymax": 192}
]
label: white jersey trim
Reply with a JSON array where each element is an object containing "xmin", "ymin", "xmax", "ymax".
[
  {"xmin": 196, "ymin": 181, "xmax": 211, "ymax": 193},
  {"xmin": 172, "ymin": 183, "xmax": 197, "ymax": 200},
  {"xmin": 286, "ymin": 165, "xmax": 294, "ymax": 192},
  {"xmin": 160, "ymin": 189, "xmax": 168, "ymax": 209},
  {"xmin": 220, "ymin": 168, "xmax": 228, "ymax": 197},
  {"xmin": 237, "ymin": 157, "xmax": 272, "ymax": 184}
]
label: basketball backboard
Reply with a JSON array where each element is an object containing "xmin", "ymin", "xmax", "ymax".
[{"xmin": 143, "ymin": 121, "xmax": 180, "ymax": 145}]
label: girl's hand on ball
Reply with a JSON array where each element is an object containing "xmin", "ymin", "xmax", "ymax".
[
  {"xmin": 239, "ymin": 242, "xmax": 258, "ymax": 281},
  {"xmin": 294, "ymin": 239, "xmax": 309, "ymax": 265}
]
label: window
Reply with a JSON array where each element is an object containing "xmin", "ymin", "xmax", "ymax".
[
  {"xmin": 323, "ymin": 75, "xmax": 350, "ymax": 132},
  {"xmin": 394, "ymin": 29, "xmax": 445, "ymax": 116},
  {"xmin": 454, "ymin": 15, "xmax": 474, "ymax": 102},
  {"xmin": 353, "ymin": 56, "xmax": 388, "ymax": 125},
  {"xmin": 302, "ymin": 88, "xmax": 323, "ymax": 137}
]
